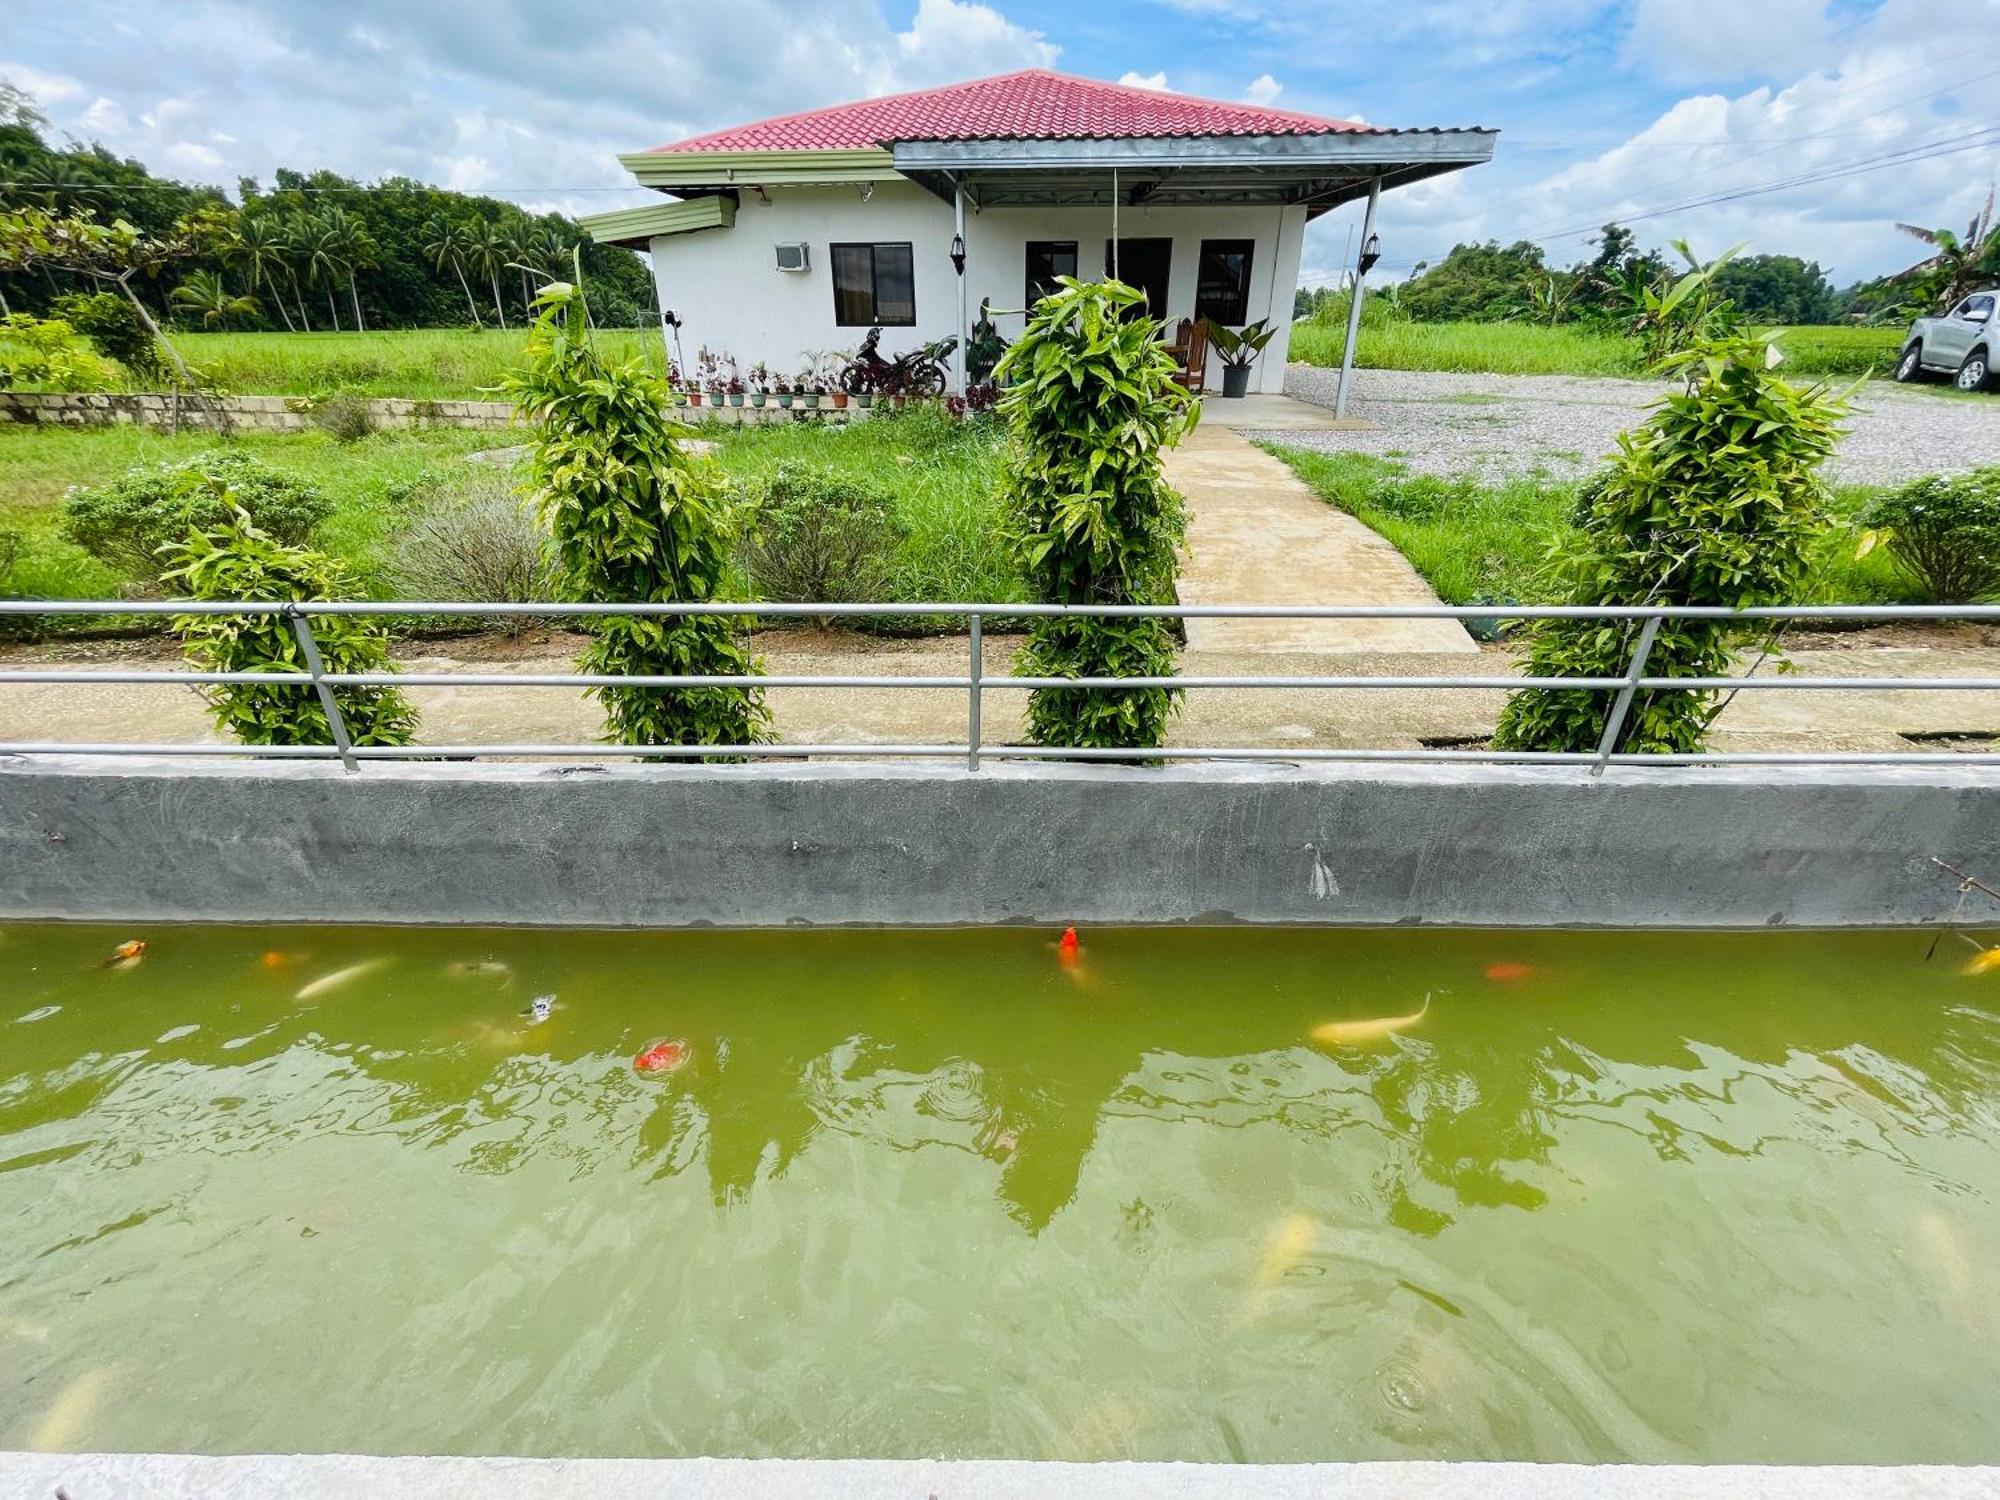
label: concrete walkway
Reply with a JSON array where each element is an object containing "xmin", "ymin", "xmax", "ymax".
[{"xmin": 1164, "ymin": 423, "xmax": 1478, "ymax": 655}]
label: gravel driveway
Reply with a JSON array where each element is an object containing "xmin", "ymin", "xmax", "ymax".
[{"xmin": 1264, "ymin": 364, "xmax": 2000, "ymax": 488}]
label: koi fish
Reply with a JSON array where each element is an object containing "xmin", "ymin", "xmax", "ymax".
[
  {"xmin": 294, "ymin": 958, "xmax": 390, "ymax": 1001},
  {"xmin": 1311, "ymin": 994, "xmax": 1431, "ymax": 1047},
  {"xmin": 1058, "ymin": 927, "xmax": 1080, "ymax": 957},
  {"xmin": 103, "ymin": 939, "xmax": 146, "ymax": 969},
  {"xmin": 448, "ymin": 959, "xmax": 514, "ymax": 980},
  {"xmin": 1483, "ymin": 961, "xmax": 1536, "ymax": 984},
  {"xmin": 522, "ymin": 995, "xmax": 555, "ymax": 1025},
  {"xmin": 634, "ymin": 1038, "xmax": 690, "ymax": 1074},
  {"xmin": 260, "ymin": 950, "xmax": 293, "ymax": 970},
  {"xmin": 29, "ymin": 1365, "xmax": 113, "ymax": 1452},
  {"xmin": 1963, "ymin": 947, "xmax": 2000, "ymax": 976}
]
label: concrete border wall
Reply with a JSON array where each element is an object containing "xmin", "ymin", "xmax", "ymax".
[{"xmin": 2, "ymin": 756, "xmax": 1994, "ymax": 928}]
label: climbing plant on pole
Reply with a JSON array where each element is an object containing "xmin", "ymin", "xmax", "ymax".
[
  {"xmin": 1493, "ymin": 331, "xmax": 1848, "ymax": 756},
  {"xmin": 993, "ymin": 276, "xmax": 1196, "ymax": 751},
  {"xmin": 503, "ymin": 269, "xmax": 768, "ymax": 753}
]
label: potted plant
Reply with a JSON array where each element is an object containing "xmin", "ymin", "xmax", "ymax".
[
  {"xmin": 776, "ymin": 383, "xmax": 794, "ymax": 409},
  {"xmin": 1206, "ymin": 318, "xmax": 1276, "ymax": 399},
  {"xmin": 800, "ymin": 377, "xmax": 821, "ymax": 410},
  {"xmin": 726, "ymin": 377, "xmax": 745, "ymax": 408},
  {"xmin": 748, "ymin": 362, "xmax": 769, "ymax": 408},
  {"xmin": 830, "ymin": 385, "xmax": 849, "ymax": 410},
  {"xmin": 854, "ymin": 379, "xmax": 873, "ymax": 410}
]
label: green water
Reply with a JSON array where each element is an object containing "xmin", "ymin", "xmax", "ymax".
[{"xmin": 1, "ymin": 923, "xmax": 1997, "ymax": 1464}]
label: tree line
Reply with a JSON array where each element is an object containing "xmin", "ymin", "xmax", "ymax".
[
  {"xmin": 1298, "ymin": 217, "xmax": 2000, "ymax": 328},
  {"xmin": 0, "ymin": 81, "xmax": 655, "ymax": 332}
]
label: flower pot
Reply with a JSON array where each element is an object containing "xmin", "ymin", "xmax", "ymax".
[
  {"xmin": 830, "ymin": 391, "xmax": 849, "ymax": 409},
  {"xmin": 687, "ymin": 391, "xmax": 702, "ymax": 407},
  {"xmin": 750, "ymin": 392, "xmax": 766, "ymax": 408},
  {"xmin": 1220, "ymin": 364, "xmax": 1252, "ymax": 398},
  {"xmin": 855, "ymin": 392, "xmax": 873, "ymax": 409},
  {"xmin": 728, "ymin": 393, "xmax": 744, "ymax": 407},
  {"xmin": 804, "ymin": 393, "xmax": 821, "ymax": 409},
  {"xmin": 776, "ymin": 393, "xmax": 793, "ymax": 408}
]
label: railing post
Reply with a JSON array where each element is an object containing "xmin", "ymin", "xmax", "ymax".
[
  {"xmin": 967, "ymin": 610, "xmax": 983, "ymax": 772},
  {"xmin": 1590, "ymin": 613, "xmax": 1662, "ymax": 778},
  {"xmin": 286, "ymin": 605, "xmax": 358, "ymax": 775}
]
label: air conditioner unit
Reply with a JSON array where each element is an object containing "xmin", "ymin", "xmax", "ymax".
[{"xmin": 774, "ymin": 242, "xmax": 810, "ymax": 273}]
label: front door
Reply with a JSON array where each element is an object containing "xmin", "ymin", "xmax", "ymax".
[{"xmin": 1104, "ymin": 237, "xmax": 1172, "ymax": 321}]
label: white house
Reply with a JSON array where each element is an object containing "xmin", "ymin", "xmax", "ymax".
[{"xmin": 582, "ymin": 70, "xmax": 1495, "ymax": 396}]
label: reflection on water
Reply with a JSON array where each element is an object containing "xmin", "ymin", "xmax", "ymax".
[{"xmin": 0, "ymin": 924, "xmax": 1996, "ymax": 1463}]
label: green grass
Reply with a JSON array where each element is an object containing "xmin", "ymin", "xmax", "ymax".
[
  {"xmin": 1262, "ymin": 445, "xmax": 1920, "ymax": 606},
  {"xmin": 142, "ymin": 328, "xmax": 665, "ymax": 401},
  {"xmin": 1286, "ymin": 317, "xmax": 1906, "ymax": 382},
  {"xmin": 708, "ymin": 405, "xmax": 1018, "ymax": 607}
]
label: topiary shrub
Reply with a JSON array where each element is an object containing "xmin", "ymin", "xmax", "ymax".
[
  {"xmin": 993, "ymin": 276, "xmax": 1196, "ymax": 750},
  {"xmin": 160, "ymin": 497, "xmax": 419, "ymax": 749},
  {"xmin": 62, "ymin": 450, "xmax": 333, "ymax": 581},
  {"xmin": 1858, "ymin": 469, "xmax": 2000, "ymax": 603},
  {"xmin": 742, "ymin": 461, "xmax": 907, "ymax": 615},
  {"xmin": 1494, "ymin": 332, "xmax": 1847, "ymax": 756},
  {"xmin": 501, "ymin": 273, "xmax": 768, "ymax": 753}
]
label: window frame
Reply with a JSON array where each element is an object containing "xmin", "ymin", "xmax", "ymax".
[
  {"xmin": 829, "ymin": 242, "xmax": 917, "ymax": 328},
  {"xmin": 1025, "ymin": 240, "xmax": 1079, "ymax": 307},
  {"xmin": 1194, "ymin": 238, "xmax": 1256, "ymax": 327}
]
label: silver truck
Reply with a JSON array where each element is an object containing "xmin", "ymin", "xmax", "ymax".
[{"xmin": 1895, "ymin": 291, "xmax": 1997, "ymax": 391}]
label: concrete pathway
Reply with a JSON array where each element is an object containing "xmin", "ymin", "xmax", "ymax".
[{"xmin": 1164, "ymin": 423, "xmax": 1479, "ymax": 654}]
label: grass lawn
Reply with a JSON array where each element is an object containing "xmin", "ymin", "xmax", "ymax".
[
  {"xmin": 1262, "ymin": 445, "xmax": 1919, "ymax": 606},
  {"xmin": 0, "ymin": 406, "xmax": 1016, "ymax": 623},
  {"xmin": 145, "ymin": 328, "xmax": 665, "ymax": 401},
  {"xmin": 1287, "ymin": 317, "xmax": 1905, "ymax": 382}
]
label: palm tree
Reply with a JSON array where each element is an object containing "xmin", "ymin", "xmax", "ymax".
[
  {"xmin": 320, "ymin": 206, "xmax": 377, "ymax": 332},
  {"xmin": 293, "ymin": 215, "xmax": 346, "ymax": 332},
  {"xmin": 171, "ymin": 269, "xmax": 261, "ymax": 328},
  {"xmin": 504, "ymin": 226, "xmax": 535, "ymax": 314},
  {"xmin": 1897, "ymin": 189, "xmax": 1997, "ymax": 312},
  {"xmin": 421, "ymin": 215, "xmax": 483, "ymax": 327},
  {"xmin": 466, "ymin": 222, "xmax": 511, "ymax": 330},
  {"xmin": 231, "ymin": 216, "xmax": 294, "ymax": 331}
]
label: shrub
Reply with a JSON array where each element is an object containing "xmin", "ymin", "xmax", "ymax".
[
  {"xmin": 742, "ymin": 461, "xmax": 907, "ymax": 613},
  {"xmin": 388, "ymin": 473, "xmax": 560, "ymax": 614},
  {"xmin": 54, "ymin": 291, "xmax": 166, "ymax": 381},
  {"xmin": 501, "ymin": 274, "xmax": 768, "ymax": 752},
  {"xmin": 994, "ymin": 276, "xmax": 1196, "ymax": 750},
  {"xmin": 161, "ymin": 498, "xmax": 419, "ymax": 749},
  {"xmin": 0, "ymin": 314, "xmax": 117, "ymax": 392},
  {"xmin": 62, "ymin": 450, "xmax": 333, "ymax": 580},
  {"xmin": 307, "ymin": 391, "xmax": 379, "ymax": 443},
  {"xmin": 1494, "ymin": 331, "xmax": 1847, "ymax": 755},
  {"xmin": 1858, "ymin": 469, "xmax": 2000, "ymax": 603}
]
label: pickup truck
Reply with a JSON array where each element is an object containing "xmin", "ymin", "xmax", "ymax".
[{"xmin": 1895, "ymin": 291, "xmax": 1997, "ymax": 391}]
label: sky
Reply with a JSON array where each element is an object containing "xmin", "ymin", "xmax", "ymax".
[{"xmin": 3, "ymin": 0, "xmax": 1997, "ymax": 290}]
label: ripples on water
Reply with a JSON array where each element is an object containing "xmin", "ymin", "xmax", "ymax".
[{"xmin": 0, "ymin": 924, "xmax": 1995, "ymax": 1462}]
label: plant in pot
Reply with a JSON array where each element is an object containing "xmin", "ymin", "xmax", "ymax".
[
  {"xmin": 1206, "ymin": 318, "xmax": 1275, "ymax": 399},
  {"xmin": 726, "ymin": 376, "xmax": 745, "ymax": 408},
  {"xmin": 747, "ymin": 362, "xmax": 769, "ymax": 408},
  {"xmin": 854, "ymin": 376, "xmax": 873, "ymax": 410}
]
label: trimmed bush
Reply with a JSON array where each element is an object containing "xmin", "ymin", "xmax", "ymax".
[
  {"xmin": 742, "ymin": 461, "xmax": 907, "ymax": 613},
  {"xmin": 161, "ymin": 499, "xmax": 419, "ymax": 749},
  {"xmin": 1858, "ymin": 469, "xmax": 2000, "ymax": 603},
  {"xmin": 1494, "ymin": 332, "xmax": 1847, "ymax": 755},
  {"xmin": 62, "ymin": 450, "xmax": 333, "ymax": 581},
  {"xmin": 388, "ymin": 472, "xmax": 560, "ymax": 614},
  {"xmin": 993, "ymin": 276, "xmax": 1196, "ymax": 750},
  {"xmin": 502, "ymin": 274, "xmax": 768, "ymax": 752}
]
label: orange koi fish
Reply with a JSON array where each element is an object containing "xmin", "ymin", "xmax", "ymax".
[
  {"xmin": 1483, "ymin": 961, "xmax": 1536, "ymax": 984},
  {"xmin": 1963, "ymin": 947, "xmax": 2000, "ymax": 976},
  {"xmin": 634, "ymin": 1038, "xmax": 690, "ymax": 1075},
  {"xmin": 103, "ymin": 939, "xmax": 146, "ymax": 969}
]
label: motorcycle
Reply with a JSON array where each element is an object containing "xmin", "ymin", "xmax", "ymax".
[{"xmin": 840, "ymin": 326, "xmax": 958, "ymax": 398}]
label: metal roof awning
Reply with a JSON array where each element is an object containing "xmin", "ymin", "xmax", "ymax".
[
  {"xmin": 891, "ymin": 131, "xmax": 1498, "ymax": 217},
  {"xmin": 579, "ymin": 193, "xmax": 738, "ymax": 249}
]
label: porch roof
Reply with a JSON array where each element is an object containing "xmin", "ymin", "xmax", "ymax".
[{"xmin": 890, "ymin": 130, "xmax": 1497, "ymax": 218}]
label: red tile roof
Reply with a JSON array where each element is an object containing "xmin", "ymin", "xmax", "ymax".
[{"xmin": 649, "ymin": 69, "xmax": 1380, "ymax": 154}]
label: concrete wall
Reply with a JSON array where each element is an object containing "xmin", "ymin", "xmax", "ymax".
[
  {"xmin": 3, "ymin": 756, "xmax": 1994, "ymax": 930},
  {"xmin": 648, "ymin": 182, "xmax": 1307, "ymax": 394},
  {"xmin": 0, "ymin": 390, "xmax": 514, "ymax": 434}
]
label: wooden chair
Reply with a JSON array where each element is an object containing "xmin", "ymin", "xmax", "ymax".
[{"xmin": 1167, "ymin": 317, "xmax": 1209, "ymax": 394}]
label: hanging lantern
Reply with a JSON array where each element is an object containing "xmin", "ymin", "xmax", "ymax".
[
  {"xmin": 1358, "ymin": 233, "xmax": 1382, "ymax": 276},
  {"xmin": 950, "ymin": 232, "xmax": 967, "ymax": 277}
]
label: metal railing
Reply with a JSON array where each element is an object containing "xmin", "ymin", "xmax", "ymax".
[{"xmin": 5, "ymin": 599, "xmax": 2000, "ymax": 775}]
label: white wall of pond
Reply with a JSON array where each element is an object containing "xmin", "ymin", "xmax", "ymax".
[{"xmin": 643, "ymin": 181, "xmax": 1306, "ymax": 394}]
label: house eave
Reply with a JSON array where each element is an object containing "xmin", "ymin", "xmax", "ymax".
[
  {"xmin": 617, "ymin": 148, "xmax": 902, "ymax": 190},
  {"xmin": 578, "ymin": 193, "xmax": 738, "ymax": 249}
]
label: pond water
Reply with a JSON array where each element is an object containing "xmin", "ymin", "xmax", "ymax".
[{"xmin": 1, "ymin": 923, "xmax": 1997, "ymax": 1464}]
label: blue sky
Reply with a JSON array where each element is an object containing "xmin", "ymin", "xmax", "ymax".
[{"xmin": 5, "ymin": 0, "xmax": 1995, "ymax": 287}]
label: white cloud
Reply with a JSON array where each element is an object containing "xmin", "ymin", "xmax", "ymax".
[
  {"xmin": 1240, "ymin": 73, "xmax": 1282, "ymax": 106},
  {"xmin": 1118, "ymin": 70, "xmax": 1170, "ymax": 91},
  {"xmin": 0, "ymin": 61, "xmax": 86, "ymax": 104},
  {"xmin": 1622, "ymin": 0, "xmax": 1833, "ymax": 86},
  {"xmin": 892, "ymin": 0, "xmax": 1059, "ymax": 85}
]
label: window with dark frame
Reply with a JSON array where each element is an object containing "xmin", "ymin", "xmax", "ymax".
[
  {"xmin": 1195, "ymin": 239, "xmax": 1255, "ymax": 326},
  {"xmin": 830, "ymin": 242, "xmax": 917, "ymax": 327},
  {"xmin": 1025, "ymin": 240, "xmax": 1078, "ymax": 307}
]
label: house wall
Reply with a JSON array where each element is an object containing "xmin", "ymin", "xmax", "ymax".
[{"xmin": 645, "ymin": 181, "xmax": 1307, "ymax": 394}]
